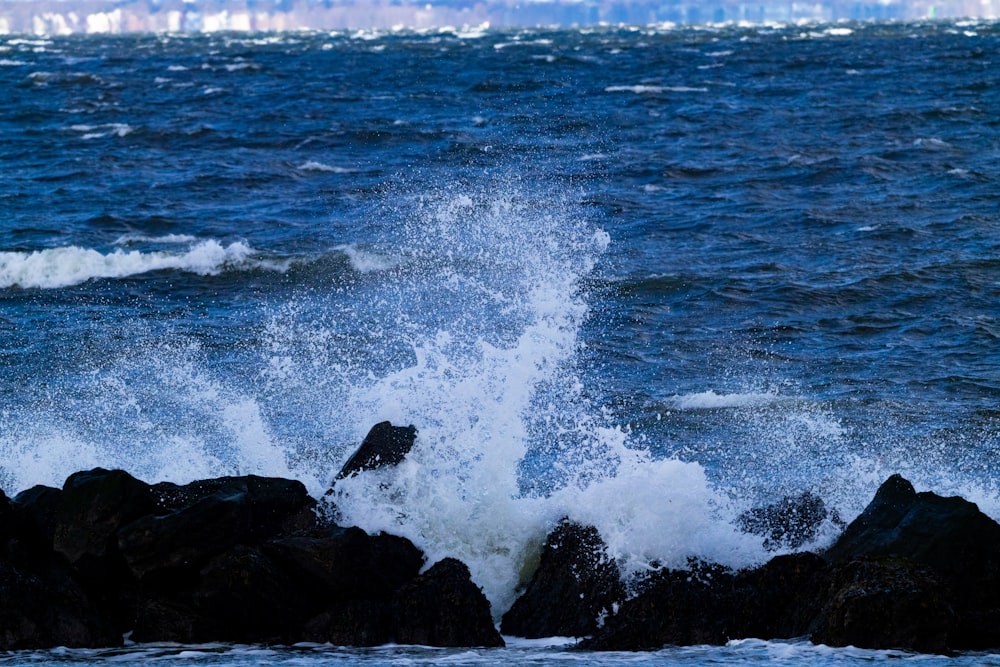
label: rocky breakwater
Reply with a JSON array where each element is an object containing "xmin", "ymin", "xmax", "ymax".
[
  {"xmin": 4, "ymin": 416, "xmax": 1000, "ymax": 656},
  {"xmin": 504, "ymin": 474, "xmax": 1000, "ymax": 654},
  {"xmin": 0, "ymin": 422, "xmax": 502, "ymax": 650}
]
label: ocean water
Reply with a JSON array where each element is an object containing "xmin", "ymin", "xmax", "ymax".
[{"xmin": 1, "ymin": 19, "xmax": 1000, "ymax": 665}]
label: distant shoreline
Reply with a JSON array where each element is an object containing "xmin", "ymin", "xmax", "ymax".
[{"xmin": 0, "ymin": 0, "xmax": 995, "ymax": 37}]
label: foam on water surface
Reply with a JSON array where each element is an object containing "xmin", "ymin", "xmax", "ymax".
[{"xmin": 0, "ymin": 240, "xmax": 278, "ymax": 289}]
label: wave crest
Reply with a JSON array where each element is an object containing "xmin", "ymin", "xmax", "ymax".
[{"xmin": 0, "ymin": 240, "xmax": 276, "ymax": 289}]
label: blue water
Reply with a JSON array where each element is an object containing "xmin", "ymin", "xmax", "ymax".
[{"xmin": 2, "ymin": 19, "xmax": 1000, "ymax": 665}]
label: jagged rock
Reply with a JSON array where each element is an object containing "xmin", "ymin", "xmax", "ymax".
[
  {"xmin": 823, "ymin": 474, "xmax": 1000, "ymax": 649},
  {"xmin": 392, "ymin": 557, "xmax": 504, "ymax": 647},
  {"xmin": 118, "ymin": 475, "xmax": 317, "ymax": 581},
  {"xmin": 304, "ymin": 599, "xmax": 392, "ymax": 646},
  {"xmin": 131, "ymin": 544, "xmax": 297, "ymax": 644},
  {"xmin": 501, "ymin": 520, "xmax": 625, "ymax": 638},
  {"xmin": 738, "ymin": 491, "xmax": 843, "ymax": 551},
  {"xmin": 0, "ymin": 488, "xmax": 12, "ymax": 543},
  {"xmin": 272, "ymin": 528, "xmax": 423, "ymax": 645},
  {"xmin": 810, "ymin": 558, "xmax": 954, "ymax": 653},
  {"xmin": 334, "ymin": 421, "xmax": 417, "ymax": 482}
]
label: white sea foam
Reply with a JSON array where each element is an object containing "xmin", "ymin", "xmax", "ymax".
[
  {"xmin": 334, "ymin": 244, "xmax": 399, "ymax": 273},
  {"xmin": 605, "ymin": 85, "xmax": 709, "ymax": 94},
  {"xmin": 298, "ymin": 161, "xmax": 355, "ymax": 173},
  {"xmin": 671, "ymin": 390, "xmax": 782, "ymax": 410},
  {"xmin": 69, "ymin": 123, "xmax": 133, "ymax": 139},
  {"xmin": 113, "ymin": 233, "xmax": 200, "ymax": 245},
  {"xmin": 0, "ymin": 240, "xmax": 267, "ymax": 289}
]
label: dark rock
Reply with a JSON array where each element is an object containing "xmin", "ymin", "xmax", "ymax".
[
  {"xmin": 810, "ymin": 559, "xmax": 954, "ymax": 654},
  {"xmin": 731, "ymin": 551, "xmax": 832, "ymax": 640},
  {"xmin": 10, "ymin": 485, "xmax": 63, "ymax": 554},
  {"xmin": 334, "ymin": 422, "xmax": 417, "ymax": 482},
  {"xmin": 130, "ymin": 526, "xmax": 425, "ymax": 646},
  {"xmin": 265, "ymin": 527, "xmax": 424, "ymax": 603},
  {"xmin": 118, "ymin": 475, "xmax": 316, "ymax": 581},
  {"xmin": 174, "ymin": 544, "xmax": 305, "ymax": 644},
  {"xmin": 136, "ymin": 543, "xmax": 305, "ymax": 644},
  {"xmin": 501, "ymin": 520, "xmax": 626, "ymax": 638},
  {"xmin": 581, "ymin": 559, "xmax": 736, "ymax": 649},
  {"xmin": 583, "ymin": 552, "xmax": 831, "ymax": 651},
  {"xmin": 738, "ymin": 491, "xmax": 843, "ymax": 551},
  {"xmin": 823, "ymin": 474, "xmax": 1000, "ymax": 650},
  {"xmin": 53, "ymin": 469, "xmax": 156, "ymax": 567},
  {"xmin": 0, "ymin": 559, "xmax": 120, "ymax": 649},
  {"xmin": 824, "ymin": 475, "xmax": 1000, "ymax": 584},
  {"xmin": 304, "ymin": 600, "xmax": 392, "ymax": 646},
  {"xmin": 0, "ymin": 488, "xmax": 12, "ymax": 544},
  {"xmin": 392, "ymin": 558, "xmax": 504, "ymax": 647}
]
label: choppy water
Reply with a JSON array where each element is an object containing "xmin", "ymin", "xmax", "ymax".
[{"xmin": 1, "ymin": 19, "xmax": 999, "ymax": 665}]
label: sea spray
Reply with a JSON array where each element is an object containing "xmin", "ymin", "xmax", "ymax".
[{"xmin": 322, "ymin": 176, "xmax": 767, "ymax": 613}]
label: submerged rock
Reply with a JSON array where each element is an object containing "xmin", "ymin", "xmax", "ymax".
[{"xmin": 501, "ymin": 520, "xmax": 625, "ymax": 638}]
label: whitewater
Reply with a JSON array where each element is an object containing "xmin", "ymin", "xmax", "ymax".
[{"xmin": 2, "ymin": 19, "xmax": 1000, "ymax": 665}]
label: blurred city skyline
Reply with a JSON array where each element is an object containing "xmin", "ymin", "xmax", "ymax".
[{"xmin": 0, "ymin": 0, "xmax": 996, "ymax": 35}]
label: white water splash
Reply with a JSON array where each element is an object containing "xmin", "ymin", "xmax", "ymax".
[{"xmin": 316, "ymin": 178, "xmax": 765, "ymax": 614}]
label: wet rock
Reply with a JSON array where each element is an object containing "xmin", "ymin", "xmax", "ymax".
[
  {"xmin": 731, "ymin": 551, "xmax": 832, "ymax": 640},
  {"xmin": 738, "ymin": 491, "xmax": 843, "ymax": 551},
  {"xmin": 10, "ymin": 485, "xmax": 63, "ymax": 555},
  {"xmin": 0, "ymin": 488, "xmax": 12, "ymax": 544},
  {"xmin": 53, "ymin": 469, "xmax": 156, "ymax": 568},
  {"xmin": 823, "ymin": 473, "xmax": 1000, "ymax": 649},
  {"xmin": 0, "ymin": 558, "xmax": 120, "ymax": 649},
  {"xmin": 501, "ymin": 520, "xmax": 626, "ymax": 638},
  {"xmin": 392, "ymin": 557, "xmax": 504, "ymax": 647},
  {"xmin": 0, "ymin": 462, "xmax": 518, "ymax": 650},
  {"xmin": 265, "ymin": 527, "xmax": 424, "ymax": 603},
  {"xmin": 119, "ymin": 475, "xmax": 316, "ymax": 581},
  {"xmin": 581, "ymin": 560, "xmax": 736, "ymax": 649},
  {"xmin": 304, "ymin": 599, "xmax": 392, "ymax": 646},
  {"xmin": 583, "ymin": 552, "xmax": 831, "ymax": 650},
  {"xmin": 333, "ymin": 421, "xmax": 417, "ymax": 482},
  {"xmin": 810, "ymin": 558, "xmax": 954, "ymax": 654},
  {"xmin": 130, "ymin": 545, "xmax": 288, "ymax": 644},
  {"xmin": 130, "ymin": 526, "xmax": 425, "ymax": 645}
]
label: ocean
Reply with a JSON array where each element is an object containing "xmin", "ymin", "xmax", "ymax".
[{"xmin": 1, "ymin": 19, "xmax": 999, "ymax": 665}]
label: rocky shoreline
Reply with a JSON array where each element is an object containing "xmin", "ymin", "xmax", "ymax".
[{"xmin": 2, "ymin": 422, "xmax": 998, "ymax": 654}]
